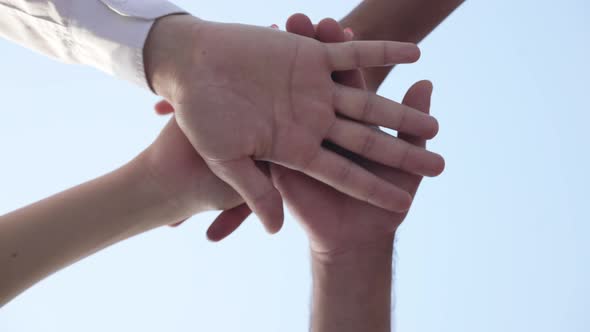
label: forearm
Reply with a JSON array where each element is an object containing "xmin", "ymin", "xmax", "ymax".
[
  {"xmin": 341, "ymin": 0, "xmax": 465, "ymax": 91},
  {"xmin": 310, "ymin": 240, "xmax": 394, "ymax": 332},
  {"xmin": 0, "ymin": 155, "xmax": 188, "ymax": 306}
]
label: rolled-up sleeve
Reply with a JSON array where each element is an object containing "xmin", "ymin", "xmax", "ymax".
[{"xmin": 0, "ymin": 0, "xmax": 186, "ymax": 90}]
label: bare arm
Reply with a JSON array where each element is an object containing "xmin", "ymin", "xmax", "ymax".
[
  {"xmin": 204, "ymin": 15, "xmax": 438, "ymax": 331},
  {"xmin": 311, "ymin": 243, "xmax": 394, "ymax": 332},
  {"xmin": 307, "ymin": 78, "xmax": 431, "ymax": 331},
  {"xmin": 341, "ymin": 0, "xmax": 465, "ymax": 91},
  {"xmin": 0, "ymin": 116, "xmax": 242, "ymax": 307},
  {"xmin": 0, "ymin": 156, "xmax": 180, "ymax": 306}
]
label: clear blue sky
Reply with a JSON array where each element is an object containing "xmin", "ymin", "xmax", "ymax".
[{"xmin": 1, "ymin": 0, "xmax": 589, "ymax": 331}]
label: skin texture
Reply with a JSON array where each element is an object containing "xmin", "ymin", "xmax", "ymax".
[
  {"xmin": 155, "ymin": 2, "xmax": 465, "ymax": 326},
  {"xmin": 145, "ymin": 117, "xmax": 244, "ymax": 214},
  {"xmin": 1, "ymin": 0, "xmax": 464, "ymax": 323},
  {"xmin": 2, "ymin": 11, "xmax": 438, "ymax": 307},
  {"xmin": 269, "ymin": 19, "xmax": 434, "ymax": 331},
  {"xmin": 156, "ymin": 15, "xmax": 435, "ymax": 331},
  {"xmin": 196, "ymin": 14, "xmax": 435, "ymax": 332},
  {"xmin": 342, "ymin": 0, "xmax": 466, "ymax": 91},
  {"xmin": 144, "ymin": 14, "xmax": 444, "ymax": 234},
  {"xmin": 167, "ymin": 0, "xmax": 466, "ymax": 239},
  {"xmin": 0, "ymin": 118, "xmax": 242, "ymax": 307},
  {"xmin": 196, "ymin": 14, "xmax": 433, "ymax": 251}
]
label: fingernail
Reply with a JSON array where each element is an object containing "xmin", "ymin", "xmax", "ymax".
[
  {"xmin": 424, "ymin": 80, "xmax": 434, "ymax": 93},
  {"xmin": 271, "ymin": 24, "xmax": 279, "ymax": 29},
  {"xmin": 344, "ymin": 27, "xmax": 354, "ymax": 38}
]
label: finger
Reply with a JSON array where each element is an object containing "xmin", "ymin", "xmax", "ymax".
[
  {"xmin": 326, "ymin": 41, "xmax": 420, "ymax": 70},
  {"xmin": 314, "ymin": 18, "xmax": 352, "ymax": 43},
  {"xmin": 206, "ymin": 158, "xmax": 283, "ymax": 234},
  {"xmin": 399, "ymin": 80, "xmax": 434, "ymax": 147},
  {"xmin": 332, "ymin": 84, "xmax": 439, "ymax": 139},
  {"xmin": 391, "ymin": 81, "xmax": 437, "ymax": 197},
  {"xmin": 316, "ymin": 18, "xmax": 347, "ymax": 42},
  {"xmin": 207, "ymin": 204, "xmax": 252, "ymax": 242},
  {"xmin": 316, "ymin": 19, "xmax": 365, "ymax": 90},
  {"xmin": 295, "ymin": 148, "xmax": 413, "ymax": 212},
  {"xmin": 286, "ymin": 13, "xmax": 315, "ymax": 38},
  {"xmin": 155, "ymin": 100, "xmax": 175, "ymax": 115},
  {"xmin": 326, "ymin": 118, "xmax": 444, "ymax": 177}
]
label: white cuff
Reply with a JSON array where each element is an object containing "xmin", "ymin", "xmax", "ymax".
[{"xmin": 71, "ymin": 0, "xmax": 186, "ymax": 90}]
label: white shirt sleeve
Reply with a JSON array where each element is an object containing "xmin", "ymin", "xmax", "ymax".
[{"xmin": 0, "ymin": 0, "xmax": 186, "ymax": 90}]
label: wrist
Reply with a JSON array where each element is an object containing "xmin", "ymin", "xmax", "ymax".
[
  {"xmin": 310, "ymin": 239, "xmax": 394, "ymax": 332},
  {"xmin": 309, "ymin": 231, "xmax": 396, "ymax": 264},
  {"xmin": 311, "ymin": 238, "xmax": 394, "ymax": 268},
  {"xmin": 144, "ymin": 14, "xmax": 205, "ymax": 98},
  {"xmin": 125, "ymin": 152, "xmax": 204, "ymax": 228}
]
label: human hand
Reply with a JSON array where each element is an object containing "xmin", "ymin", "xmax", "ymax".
[
  {"xmin": 339, "ymin": 0, "xmax": 466, "ymax": 92},
  {"xmin": 143, "ymin": 14, "xmax": 443, "ymax": 234},
  {"xmin": 139, "ymin": 116, "xmax": 245, "ymax": 223},
  {"xmin": 206, "ymin": 14, "xmax": 439, "ymax": 254}
]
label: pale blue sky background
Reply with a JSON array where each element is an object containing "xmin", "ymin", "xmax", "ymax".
[{"xmin": 0, "ymin": 0, "xmax": 589, "ymax": 331}]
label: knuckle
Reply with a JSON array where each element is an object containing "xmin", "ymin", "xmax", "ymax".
[
  {"xmin": 364, "ymin": 178, "xmax": 381, "ymax": 204},
  {"xmin": 397, "ymin": 107, "xmax": 409, "ymax": 131},
  {"xmin": 359, "ymin": 129, "xmax": 377, "ymax": 156},
  {"xmin": 360, "ymin": 91, "xmax": 374, "ymax": 122},
  {"xmin": 349, "ymin": 42, "xmax": 361, "ymax": 68},
  {"xmin": 397, "ymin": 143, "xmax": 413, "ymax": 169},
  {"xmin": 336, "ymin": 158, "xmax": 354, "ymax": 183}
]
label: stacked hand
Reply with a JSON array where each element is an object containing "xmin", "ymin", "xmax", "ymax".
[
  {"xmin": 144, "ymin": 14, "xmax": 444, "ymax": 234},
  {"xmin": 146, "ymin": 14, "xmax": 441, "ymax": 255},
  {"xmin": 0, "ymin": 2, "xmax": 459, "ymax": 315}
]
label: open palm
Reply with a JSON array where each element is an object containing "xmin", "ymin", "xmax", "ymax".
[
  {"xmin": 204, "ymin": 15, "xmax": 438, "ymax": 252},
  {"xmin": 151, "ymin": 16, "xmax": 443, "ymax": 234}
]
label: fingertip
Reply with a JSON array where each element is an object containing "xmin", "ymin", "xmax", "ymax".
[
  {"xmin": 316, "ymin": 17, "xmax": 346, "ymax": 43},
  {"xmin": 432, "ymin": 154, "xmax": 446, "ymax": 177},
  {"xmin": 264, "ymin": 200, "xmax": 284, "ymax": 235},
  {"xmin": 287, "ymin": 13, "xmax": 310, "ymax": 22},
  {"xmin": 421, "ymin": 153, "xmax": 446, "ymax": 178},
  {"xmin": 411, "ymin": 79, "xmax": 433, "ymax": 95},
  {"xmin": 206, "ymin": 232, "xmax": 222, "ymax": 242},
  {"xmin": 425, "ymin": 116, "xmax": 439, "ymax": 139},
  {"xmin": 266, "ymin": 216, "xmax": 284, "ymax": 235},
  {"xmin": 286, "ymin": 13, "xmax": 314, "ymax": 36},
  {"xmin": 396, "ymin": 192, "xmax": 414, "ymax": 213},
  {"xmin": 318, "ymin": 17, "xmax": 340, "ymax": 27},
  {"xmin": 409, "ymin": 44, "xmax": 421, "ymax": 63},
  {"xmin": 343, "ymin": 27, "xmax": 354, "ymax": 40},
  {"xmin": 395, "ymin": 43, "xmax": 421, "ymax": 64},
  {"xmin": 252, "ymin": 188, "xmax": 285, "ymax": 235},
  {"xmin": 424, "ymin": 80, "xmax": 433, "ymax": 94},
  {"xmin": 206, "ymin": 222, "xmax": 225, "ymax": 242}
]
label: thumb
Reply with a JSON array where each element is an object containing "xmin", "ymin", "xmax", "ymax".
[{"xmin": 398, "ymin": 80, "xmax": 434, "ymax": 147}]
